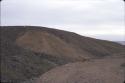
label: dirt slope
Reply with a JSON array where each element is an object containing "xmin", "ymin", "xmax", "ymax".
[
  {"xmin": 36, "ymin": 57, "xmax": 125, "ymax": 83},
  {"xmin": 16, "ymin": 30, "xmax": 89, "ymax": 61}
]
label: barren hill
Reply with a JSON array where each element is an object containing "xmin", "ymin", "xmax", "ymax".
[{"xmin": 1, "ymin": 26, "xmax": 125, "ymax": 83}]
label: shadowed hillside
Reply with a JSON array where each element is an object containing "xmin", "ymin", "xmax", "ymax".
[{"xmin": 1, "ymin": 26, "xmax": 125, "ymax": 83}]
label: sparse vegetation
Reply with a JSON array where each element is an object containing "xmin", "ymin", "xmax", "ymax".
[{"xmin": 1, "ymin": 26, "xmax": 125, "ymax": 83}]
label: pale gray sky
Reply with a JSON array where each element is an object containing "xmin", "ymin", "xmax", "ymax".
[{"xmin": 1, "ymin": 0, "xmax": 125, "ymax": 41}]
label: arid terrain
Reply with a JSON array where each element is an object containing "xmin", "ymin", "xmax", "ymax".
[
  {"xmin": 36, "ymin": 57, "xmax": 125, "ymax": 83},
  {"xmin": 1, "ymin": 26, "xmax": 125, "ymax": 83}
]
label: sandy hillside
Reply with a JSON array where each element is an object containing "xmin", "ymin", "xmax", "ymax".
[{"xmin": 16, "ymin": 30, "xmax": 89, "ymax": 61}]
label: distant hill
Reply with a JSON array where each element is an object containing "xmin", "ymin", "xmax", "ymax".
[
  {"xmin": 1, "ymin": 26, "xmax": 125, "ymax": 83},
  {"xmin": 116, "ymin": 41, "xmax": 125, "ymax": 45}
]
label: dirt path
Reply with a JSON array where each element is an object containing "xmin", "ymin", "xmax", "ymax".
[{"xmin": 36, "ymin": 57, "xmax": 125, "ymax": 83}]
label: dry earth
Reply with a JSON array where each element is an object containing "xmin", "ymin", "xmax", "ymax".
[
  {"xmin": 36, "ymin": 57, "xmax": 125, "ymax": 83},
  {"xmin": 16, "ymin": 30, "xmax": 89, "ymax": 61}
]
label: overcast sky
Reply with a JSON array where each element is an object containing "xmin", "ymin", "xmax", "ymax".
[{"xmin": 1, "ymin": 0, "xmax": 125, "ymax": 41}]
